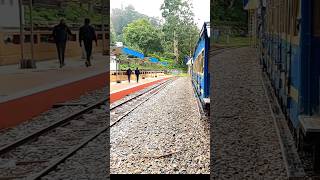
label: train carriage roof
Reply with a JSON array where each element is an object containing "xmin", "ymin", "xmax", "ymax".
[
  {"xmin": 200, "ymin": 22, "xmax": 210, "ymax": 38},
  {"xmin": 192, "ymin": 22, "xmax": 210, "ymax": 61}
]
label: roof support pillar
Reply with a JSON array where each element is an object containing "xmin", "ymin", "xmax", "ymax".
[{"xmin": 18, "ymin": 0, "xmax": 24, "ymax": 65}]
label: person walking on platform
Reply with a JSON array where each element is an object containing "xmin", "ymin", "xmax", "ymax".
[
  {"xmin": 79, "ymin": 18, "xmax": 97, "ymax": 67},
  {"xmin": 126, "ymin": 68, "xmax": 132, "ymax": 83},
  {"xmin": 52, "ymin": 19, "xmax": 72, "ymax": 68},
  {"xmin": 135, "ymin": 67, "xmax": 140, "ymax": 83}
]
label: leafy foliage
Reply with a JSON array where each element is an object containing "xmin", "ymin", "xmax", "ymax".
[
  {"xmin": 123, "ymin": 19, "xmax": 164, "ymax": 56},
  {"xmin": 111, "ymin": 1, "xmax": 202, "ymax": 71},
  {"xmin": 110, "ymin": 21, "xmax": 116, "ymax": 45},
  {"xmin": 211, "ymin": 0, "xmax": 247, "ymax": 27},
  {"xmin": 24, "ymin": 1, "xmax": 107, "ymax": 25},
  {"xmin": 111, "ymin": 5, "xmax": 161, "ymax": 42},
  {"xmin": 160, "ymin": 0, "xmax": 199, "ymax": 66}
]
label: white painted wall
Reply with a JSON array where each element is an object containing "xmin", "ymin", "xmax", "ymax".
[
  {"xmin": 110, "ymin": 56, "xmax": 118, "ymax": 71},
  {"xmin": 0, "ymin": 0, "xmax": 22, "ymax": 28},
  {"xmin": 115, "ymin": 42, "xmax": 123, "ymax": 47}
]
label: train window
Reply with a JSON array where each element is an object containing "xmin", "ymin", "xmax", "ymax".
[
  {"xmin": 292, "ymin": 0, "xmax": 300, "ymax": 36},
  {"xmin": 97, "ymin": 34, "xmax": 103, "ymax": 40},
  {"xmin": 105, "ymin": 33, "xmax": 109, "ymax": 39},
  {"xmin": 281, "ymin": 0, "xmax": 286, "ymax": 33},
  {"xmin": 24, "ymin": 35, "xmax": 38, "ymax": 44},
  {"xmin": 194, "ymin": 50, "xmax": 204, "ymax": 73},
  {"xmin": 12, "ymin": 34, "xmax": 20, "ymax": 44},
  {"xmin": 275, "ymin": 1, "xmax": 279, "ymax": 33},
  {"xmin": 201, "ymin": 51, "xmax": 205, "ymax": 71},
  {"xmin": 285, "ymin": 0, "xmax": 290, "ymax": 34},
  {"xmin": 40, "ymin": 34, "xmax": 54, "ymax": 43},
  {"xmin": 313, "ymin": 0, "xmax": 320, "ymax": 37}
]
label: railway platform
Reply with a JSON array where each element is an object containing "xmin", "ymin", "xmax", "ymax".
[
  {"xmin": 0, "ymin": 54, "xmax": 108, "ymax": 129},
  {"xmin": 110, "ymin": 76, "xmax": 171, "ymax": 103}
]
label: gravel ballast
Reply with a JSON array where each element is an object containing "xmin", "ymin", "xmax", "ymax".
[
  {"xmin": 0, "ymin": 88, "xmax": 107, "ymax": 148},
  {"xmin": 209, "ymin": 47, "xmax": 287, "ymax": 179},
  {"xmin": 110, "ymin": 77, "xmax": 210, "ymax": 174}
]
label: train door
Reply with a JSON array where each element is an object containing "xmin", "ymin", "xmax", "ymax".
[
  {"xmin": 278, "ymin": 0, "xmax": 287, "ymax": 109},
  {"xmin": 286, "ymin": 0, "xmax": 301, "ymax": 125},
  {"xmin": 312, "ymin": 0, "xmax": 320, "ymax": 114},
  {"xmin": 282, "ymin": 0, "xmax": 291, "ymax": 110}
]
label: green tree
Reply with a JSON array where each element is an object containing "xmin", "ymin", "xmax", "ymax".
[
  {"xmin": 123, "ymin": 19, "xmax": 164, "ymax": 56},
  {"xmin": 110, "ymin": 21, "xmax": 116, "ymax": 45},
  {"xmin": 25, "ymin": 1, "xmax": 108, "ymax": 25},
  {"xmin": 160, "ymin": 0, "xmax": 199, "ymax": 66},
  {"xmin": 211, "ymin": 0, "xmax": 247, "ymax": 27},
  {"xmin": 111, "ymin": 5, "xmax": 147, "ymax": 36}
]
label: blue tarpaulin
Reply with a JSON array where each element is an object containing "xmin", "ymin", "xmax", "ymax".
[
  {"xmin": 149, "ymin": 57, "xmax": 159, "ymax": 63},
  {"xmin": 122, "ymin": 47, "xmax": 145, "ymax": 59}
]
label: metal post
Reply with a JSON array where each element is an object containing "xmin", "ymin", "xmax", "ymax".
[
  {"xmin": 18, "ymin": 0, "xmax": 24, "ymax": 67},
  {"xmin": 29, "ymin": 0, "xmax": 35, "ymax": 68},
  {"xmin": 116, "ymin": 59, "xmax": 120, "ymax": 83},
  {"xmin": 101, "ymin": 0, "xmax": 105, "ymax": 55}
]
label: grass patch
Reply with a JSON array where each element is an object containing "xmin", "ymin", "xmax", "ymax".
[{"xmin": 211, "ymin": 36, "xmax": 250, "ymax": 48}]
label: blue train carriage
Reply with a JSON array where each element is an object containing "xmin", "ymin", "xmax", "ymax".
[
  {"xmin": 192, "ymin": 22, "xmax": 210, "ymax": 114},
  {"xmin": 259, "ymin": 0, "xmax": 320, "ymax": 171}
]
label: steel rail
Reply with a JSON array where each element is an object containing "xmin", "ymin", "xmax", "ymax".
[
  {"xmin": 0, "ymin": 79, "xmax": 170, "ymax": 157},
  {"xmin": 110, "ymin": 78, "xmax": 175, "ymax": 127},
  {"xmin": 0, "ymin": 98, "xmax": 107, "ymax": 156},
  {"xmin": 28, "ymin": 78, "xmax": 175, "ymax": 180},
  {"xmin": 110, "ymin": 78, "xmax": 170, "ymax": 111}
]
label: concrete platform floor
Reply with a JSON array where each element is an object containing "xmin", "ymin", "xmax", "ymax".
[{"xmin": 0, "ymin": 54, "xmax": 108, "ymax": 100}]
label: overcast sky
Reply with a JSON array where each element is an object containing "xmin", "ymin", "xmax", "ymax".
[{"xmin": 110, "ymin": 0, "xmax": 210, "ymax": 30}]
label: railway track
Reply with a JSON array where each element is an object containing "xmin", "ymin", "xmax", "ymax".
[
  {"xmin": 210, "ymin": 45, "xmax": 250, "ymax": 57},
  {"xmin": 110, "ymin": 77, "xmax": 175, "ymax": 127},
  {"xmin": 261, "ymin": 72, "xmax": 305, "ymax": 178},
  {"xmin": 0, "ymin": 78, "xmax": 174, "ymax": 180}
]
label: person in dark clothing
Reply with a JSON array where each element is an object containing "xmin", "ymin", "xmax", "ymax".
[
  {"xmin": 79, "ymin": 18, "xmax": 97, "ymax": 67},
  {"xmin": 135, "ymin": 68, "xmax": 140, "ymax": 83},
  {"xmin": 52, "ymin": 19, "xmax": 72, "ymax": 68},
  {"xmin": 126, "ymin": 68, "xmax": 132, "ymax": 83}
]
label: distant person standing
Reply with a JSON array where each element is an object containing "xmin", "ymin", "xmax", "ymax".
[
  {"xmin": 126, "ymin": 68, "xmax": 132, "ymax": 83},
  {"xmin": 52, "ymin": 19, "xmax": 72, "ymax": 68},
  {"xmin": 135, "ymin": 68, "xmax": 140, "ymax": 83},
  {"xmin": 79, "ymin": 18, "xmax": 97, "ymax": 67}
]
